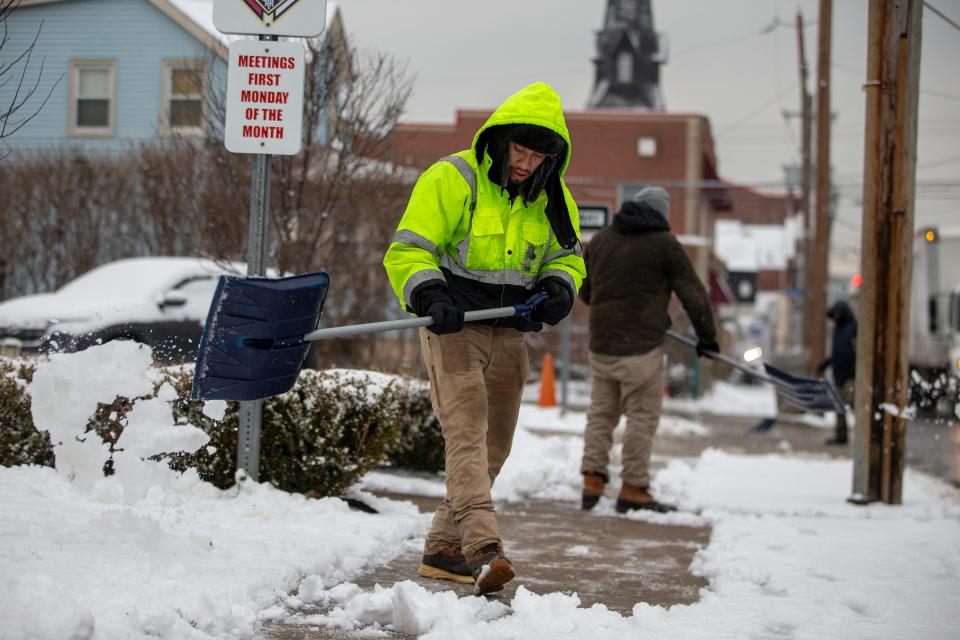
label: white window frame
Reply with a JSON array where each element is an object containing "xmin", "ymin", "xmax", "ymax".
[
  {"xmin": 68, "ymin": 60, "xmax": 116, "ymax": 138},
  {"xmin": 637, "ymin": 136, "xmax": 658, "ymax": 158},
  {"xmin": 161, "ymin": 59, "xmax": 205, "ymax": 137}
]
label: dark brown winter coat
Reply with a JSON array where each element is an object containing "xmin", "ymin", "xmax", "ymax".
[{"xmin": 579, "ymin": 202, "xmax": 716, "ymax": 356}]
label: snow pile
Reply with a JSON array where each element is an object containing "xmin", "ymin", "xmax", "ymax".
[
  {"xmin": 2, "ymin": 343, "xmax": 958, "ymax": 639},
  {"xmin": 1, "ymin": 342, "xmax": 425, "ymax": 639},
  {"xmin": 296, "ymin": 451, "xmax": 960, "ymax": 639},
  {"xmin": 28, "ymin": 341, "xmax": 209, "ymax": 500}
]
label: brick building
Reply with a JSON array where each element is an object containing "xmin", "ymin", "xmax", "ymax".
[
  {"xmin": 387, "ymin": 108, "xmax": 728, "ymax": 281},
  {"xmin": 714, "ymin": 183, "xmax": 803, "ymax": 295}
]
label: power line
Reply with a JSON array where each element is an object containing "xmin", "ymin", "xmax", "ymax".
[
  {"xmin": 917, "ymin": 154, "xmax": 960, "ymax": 170},
  {"xmin": 919, "ymin": 88, "xmax": 960, "ymax": 103},
  {"xmin": 833, "ymin": 60, "xmax": 960, "ymax": 103},
  {"xmin": 924, "ymin": 2, "xmax": 960, "ymax": 31},
  {"xmin": 718, "ymin": 86, "xmax": 795, "ymax": 136}
]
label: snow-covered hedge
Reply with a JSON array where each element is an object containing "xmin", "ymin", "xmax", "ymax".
[
  {"xmin": 0, "ymin": 357, "xmax": 446, "ymax": 493},
  {"xmin": 162, "ymin": 367, "xmax": 409, "ymax": 495},
  {"xmin": 0, "ymin": 358, "xmax": 53, "ymax": 469}
]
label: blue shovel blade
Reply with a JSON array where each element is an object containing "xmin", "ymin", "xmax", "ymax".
[
  {"xmin": 762, "ymin": 363, "xmax": 846, "ymax": 414},
  {"xmin": 191, "ymin": 271, "xmax": 330, "ymax": 401}
]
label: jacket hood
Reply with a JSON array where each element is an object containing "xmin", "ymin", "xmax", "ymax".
[
  {"xmin": 827, "ymin": 301, "xmax": 855, "ymax": 326},
  {"xmin": 469, "ymin": 82, "xmax": 578, "ymax": 249},
  {"xmin": 471, "ymin": 82, "xmax": 572, "ymax": 175},
  {"xmin": 613, "ymin": 201, "xmax": 671, "ymax": 234}
]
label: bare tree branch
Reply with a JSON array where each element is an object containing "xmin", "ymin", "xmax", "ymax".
[{"xmin": 0, "ymin": 1, "xmax": 64, "ymax": 147}]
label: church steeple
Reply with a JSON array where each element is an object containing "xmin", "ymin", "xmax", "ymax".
[{"xmin": 588, "ymin": 0, "xmax": 666, "ymax": 110}]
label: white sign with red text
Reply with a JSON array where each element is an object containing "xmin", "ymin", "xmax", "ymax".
[
  {"xmin": 224, "ymin": 40, "xmax": 305, "ymax": 155},
  {"xmin": 213, "ymin": 0, "xmax": 327, "ymax": 38}
]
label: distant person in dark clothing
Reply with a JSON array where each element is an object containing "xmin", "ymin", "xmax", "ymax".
[
  {"xmin": 816, "ymin": 300, "xmax": 858, "ymax": 445},
  {"xmin": 579, "ymin": 186, "xmax": 718, "ymax": 513}
]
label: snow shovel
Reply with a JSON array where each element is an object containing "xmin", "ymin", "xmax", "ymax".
[
  {"xmin": 665, "ymin": 330, "xmax": 846, "ymax": 414},
  {"xmin": 191, "ymin": 271, "xmax": 549, "ymax": 402}
]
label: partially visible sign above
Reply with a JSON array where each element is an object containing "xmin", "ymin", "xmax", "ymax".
[
  {"xmin": 578, "ymin": 205, "xmax": 610, "ymax": 230},
  {"xmin": 213, "ymin": 0, "xmax": 327, "ymax": 37},
  {"xmin": 224, "ymin": 40, "xmax": 305, "ymax": 155}
]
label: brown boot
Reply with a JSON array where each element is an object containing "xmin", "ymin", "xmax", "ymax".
[
  {"xmin": 467, "ymin": 543, "xmax": 515, "ymax": 595},
  {"xmin": 581, "ymin": 472, "xmax": 606, "ymax": 510},
  {"xmin": 616, "ymin": 482, "xmax": 676, "ymax": 513},
  {"xmin": 418, "ymin": 547, "xmax": 474, "ymax": 584}
]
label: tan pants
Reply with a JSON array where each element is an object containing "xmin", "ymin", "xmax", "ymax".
[
  {"xmin": 581, "ymin": 348, "xmax": 664, "ymax": 488},
  {"xmin": 419, "ymin": 324, "xmax": 529, "ymax": 558}
]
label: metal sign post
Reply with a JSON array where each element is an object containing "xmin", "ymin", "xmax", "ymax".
[
  {"xmin": 236, "ymin": 34, "xmax": 278, "ymax": 482},
  {"xmin": 213, "ymin": 0, "xmax": 324, "ymax": 481}
]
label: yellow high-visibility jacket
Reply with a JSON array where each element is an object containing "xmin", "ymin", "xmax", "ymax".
[{"xmin": 383, "ymin": 82, "xmax": 586, "ymax": 328}]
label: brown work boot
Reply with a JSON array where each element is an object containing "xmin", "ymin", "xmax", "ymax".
[
  {"xmin": 467, "ymin": 543, "xmax": 515, "ymax": 595},
  {"xmin": 581, "ymin": 472, "xmax": 606, "ymax": 510},
  {"xmin": 616, "ymin": 482, "xmax": 677, "ymax": 514},
  {"xmin": 418, "ymin": 547, "xmax": 474, "ymax": 584}
]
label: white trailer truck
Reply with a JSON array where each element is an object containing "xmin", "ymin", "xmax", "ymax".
[{"xmin": 910, "ymin": 226, "xmax": 960, "ymax": 416}]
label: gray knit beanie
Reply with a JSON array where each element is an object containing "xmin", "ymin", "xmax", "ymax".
[{"xmin": 633, "ymin": 186, "xmax": 670, "ymax": 221}]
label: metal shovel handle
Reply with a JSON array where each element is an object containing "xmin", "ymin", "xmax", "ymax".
[
  {"xmin": 665, "ymin": 330, "xmax": 779, "ymax": 386},
  {"xmin": 303, "ymin": 291, "xmax": 549, "ymax": 342}
]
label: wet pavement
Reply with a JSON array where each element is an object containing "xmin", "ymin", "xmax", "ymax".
[
  {"xmin": 263, "ymin": 494, "xmax": 709, "ymax": 640},
  {"xmin": 261, "ymin": 408, "xmax": 958, "ymax": 639}
]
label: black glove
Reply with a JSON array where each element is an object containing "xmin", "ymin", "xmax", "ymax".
[
  {"xmin": 530, "ymin": 278, "xmax": 573, "ymax": 326},
  {"xmin": 695, "ymin": 338, "xmax": 720, "ymax": 357},
  {"xmin": 412, "ymin": 285, "xmax": 464, "ymax": 335},
  {"xmin": 517, "ymin": 317, "xmax": 544, "ymax": 333}
]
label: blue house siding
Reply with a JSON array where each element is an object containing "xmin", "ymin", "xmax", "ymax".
[{"xmin": 1, "ymin": 0, "xmax": 225, "ymax": 154}]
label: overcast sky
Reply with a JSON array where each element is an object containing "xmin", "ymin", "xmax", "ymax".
[{"xmin": 338, "ymin": 0, "xmax": 960, "ymax": 259}]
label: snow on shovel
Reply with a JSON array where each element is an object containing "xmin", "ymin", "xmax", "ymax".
[
  {"xmin": 665, "ymin": 330, "xmax": 846, "ymax": 415},
  {"xmin": 190, "ymin": 271, "xmax": 548, "ymax": 402}
]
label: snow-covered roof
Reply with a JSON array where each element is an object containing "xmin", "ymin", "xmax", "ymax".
[
  {"xmin": 18, "ymin": 0, "xmax": 342, "ymax": 58},
  {"xmin": 714, "ymin": 218, "xmax": 800, "ymax": 273},
  {"xmin": 164, "ymin": 0, "xmax": 340, "ymax": 54},
  {"xmin": 166, "ymin": 0, "xmax": 223, "ymax": 43}
]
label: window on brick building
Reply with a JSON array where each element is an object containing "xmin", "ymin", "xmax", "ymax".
[{"xmin": 637, "ymin": 136, "xmax": 657, "ymax": 157}]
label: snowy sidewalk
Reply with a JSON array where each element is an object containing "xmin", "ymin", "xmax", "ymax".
[
  {"xmin": 264, "ymin": 412, "xmax": 960, "ymax": 640},
  {"xmin": 262, "ymin": 496, "xmax": 709, "ymax": 640},
  {"xmin": 3, "ymin": 344, "xmax": 959, "ymax": 640}
]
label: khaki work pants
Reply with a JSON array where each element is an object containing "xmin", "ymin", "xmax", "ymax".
[
  {"xmin": 581, "ymin": 348, "xmax": 664, "ymax": 488},
  {"xmin": 419, "ymin": 324, "xmax": 529, "ymax": 558}
]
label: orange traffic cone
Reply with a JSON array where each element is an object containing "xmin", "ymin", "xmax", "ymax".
[{"xmin": 538, "ymin": 353, "xmax": 557, "ymax": 407}]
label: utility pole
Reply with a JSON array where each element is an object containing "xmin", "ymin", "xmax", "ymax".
[
  {"xmin": 807, "ymin": 0, "xmax": 833, "ymax": 374},
  {"xmin": 852, "ymin": 0, "xmax": 923, "ymax": 505},
  {"xmin": 794, "ymin": 11, "xmax": 815, "ymax": 370}
]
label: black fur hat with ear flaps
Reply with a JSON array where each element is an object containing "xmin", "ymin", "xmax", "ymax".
[{"xmin": 475, "ymin": 124, "xmax": 578, "ymax": 250}]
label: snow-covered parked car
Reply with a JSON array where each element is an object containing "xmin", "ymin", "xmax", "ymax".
[{"xmin": 0, "ymin": 257, "xmax": 244, "ymax": 364}]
